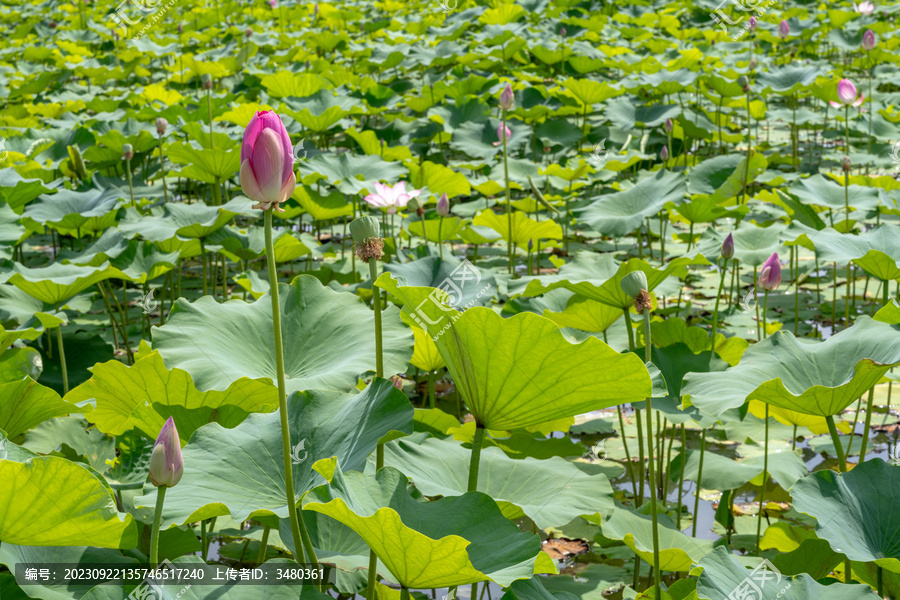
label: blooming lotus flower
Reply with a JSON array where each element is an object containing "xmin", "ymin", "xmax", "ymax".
[
  {"xmin": 436, "ymin": 192, "xmax": 450, "ymax": 217},
  {"xmin": 240, "ymin": 111, "xmax": 296, "ymax": 212},
  {"xmin": 854, "ymin": 0, "xmax": 874, "ymax": 14},
  {"xmin": 149, "ymin": 417, "xmax": 183, "ymax": 488},
  {"xmin": 363, "ymin": 181, "xmax": 421, "ymax": 214},
  {"xmin": 758, "ymin": 253, "xmax": 782, "ymax": 291},
  {"xmin": 499, "ymin": 83, "xmax": 514, "ymax": 112},
  {"xmin": 721, "ymin": 233, "xmax": 734, "ymax": 260},
  {"xmin": 778, "ymin": 20, "xmax": 789, "ymax": 38},
  {"xmin": 862, "ymin": 29, "xmax": 876, "ymax": 51},
  {"xmin": 830, "ymin": 78, "xmax": 865, "ymax": 108}
]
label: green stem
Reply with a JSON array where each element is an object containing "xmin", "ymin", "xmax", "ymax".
[
  {"xmin": 438, "ymin": 217, "xmax": 444, "ymax": 259},
  {"xmin": 859, "ymin": 387, "xmax": 874, "ymax": 461},
  {"xmin": 468, "ymin": 424, "xmax": 485, "ymax": 492},
  {"xmin": 428, "ymin": 371, "xmax": 435, "ymax": 409},
  {"xmin": 642, "ymin": 307, "xmax": 661, "ymax": 599},
  {"xmin": 618, "ymin": 405, "xmax": 638, "ymax": 501},
  {"xmin": 264, "ymin": 209, "xmax": 305, "ymax": 563},
  {"xmin": 502, "ymin": 114, "xmax": 513, "ymax": 274},
  {"xmin": 691, "ymin": 428, "xmax": 707, "ymax": 537},
  {"xmin": 207, "ymin": 87, "xmax": 214, "ymax": 150},
  {"xmin": 741, "ymin": 90, "xmax": 751, "ymax": 205},
  {"xmin": 826, "ymin": 415, "xmax": 847, "ymax": 473},
  {"xmin": 150, "ymin": 486, "xmax": 167, "ymax": 566},
  {"xmin": 755, "ymin": 404, "xmax": 769, "ymax": 555},
  {"xmin": 369, "ymin": 260, "xmax": 383, "ymax": 379},
  {"xmin": 762, "ymin": 290, "xmax": 769, "ymax": 339},
  {"xmin": 676, "ymin": 424, "xmax": 686, "ymax": 530},
  {"xmin": 201, "ymin": 240, "xmax": 209, "ymax": 296},
  {"xmin": 126, "ymin": 158, "xmax": 135, "ymax": 208},
  {"xmin": 754, "ymin": 266, "xmax": 761, "ymax": 341},
  {"xmin": 55, "ymin": 319, "xmax": 68, "ymax": 395},
  {"xmin": 256, "ymin": 525, "xmax": 270, "ymax": 564},
  {"xmin": 212, "ymin": 176, "xmax": 222, "ymax": 207},
  {"xmin": 709, "ymin": 258, "xmax": 728, "ymax": 367},
  {"xmin": 158, "ymin": 134, "xmax": 168, "ymax": 204}
]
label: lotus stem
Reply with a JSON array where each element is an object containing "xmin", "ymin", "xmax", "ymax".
[
  {"xmin": 762, "ymin": 290, "xmax": 769, "ymax": 339},
  {"xmin": 125, "ymin": 157, "xmax": 136, "ymax": 208},
  {"xmin": 200, "ymin": 240, "xmax": 209, "ymax": 296},
  {"xmin": 149, "ymin": 486, "xmax": 166, "ymax": 566},
  {"xmin": 158, "ymin": 133, "xmax": 168, "ymax": 204},
  {"xmin": 709, "ymin": 257, "xmax": 728, "ymax": 367},
  {"xmin": 369, "ymin": 259, "xmax": 384, "ymax": 381},
  {"xmin": 877, "ymin": 565, "xmax": 883, "ymax": 597},
  {"xmin": 741, "ymin": 89, "xmax": 751, "ymax": 205},
  {"xmin": 618, "ymin": 405, "xmax": 638, "ymax": 501},
  {"xmin": 755, "ymin": 404, "xmax": 769, "ymax": 555},
  {"xmin": 825, "ymin": 415, "xmax": 847, "ymax": 473},
  {"xmin": 846, "ymin": 398, "xmax": 862, "ymax": 459},
  {"xmin": 859, "ymin": 387, "xmax": 874, "ymax": 460},
  {"xmin": 438, "ymin": 216, "xmax": 444, "ymax": 259},
  {"xmin": 264, "ymin": 209, "xmax": 305, "ymax": 565},
  {"xmin": 207, "ymin": 87, "xmax": 214, "ymax": 150},
  {"xmin": 257, "ymin": 525, "xmax": 270, "ymax": 564},
  {"xmin": 754, "ymin": 266, "xmax": 761, "ymax": 341},
  {"xmin": 502, "ymin": 113, "xmax": 513, "ymax": 274},
  {"xmin": 420, "ymin": 212, "xmax": 429, "ymax": 250},
  {"xmin": 676, "ymin": 424, "xmax": 686, "ymax": 530},
  {"xmin": 691, "ymin": 428, "xmax": 707, "ymax": 537},
  {"xmin": 55, "ymin": 303, "xmax": 68, "ymax": 395},
  {"xmin": 641, "ymin": 306, "xmax": 661, "ymax": 600},
  {"xmin": 468, "ymin": 424, "xmax": 486, "ymax": 492},
  {"xmin": 401, "ymin": 587, "xmax": 409, "ymax": 600},
  {"xmin": 212, "ymin": 176, "xmax": 222, "ymax": 207},
  {"xmin": 428, "ymin": 371, "xmax": 435, "ymax": 409}
]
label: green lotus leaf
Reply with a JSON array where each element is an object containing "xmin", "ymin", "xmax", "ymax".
[
  {"xmin": 303, "ymin": 465, "xmax": 556, "ymax": 588},
  {"xmin": 377, "ymin": 273, "xmax": 650, "ymax": 430},
  {"xmin": 708, "ymin": 152, "xmax": 768, "ymax": 203},
  {"xmin": 134, "ymin": 380, "xmax": 412, "ymax": 526},
  {"xmin": 166, "ymin": 142, "xmax": 240, "ymax": 183},
  {"xmin": 22, "ymin": 187, "xmax": 120, "ymax": 232},
  {"xmin": 108, "ymin": 241, "xmax": 180, "ymax": 283},
  {"xmin": 517, "ymin": 254, "xmax": 708, "ymax": 310},
  {"xmin": 0, "ymin": 168, "xmax": 58, "ymax": 214},
  {"xmin": 697, "ymin": 546, "xmax": 877, "ymax": 600},
  {"xmin": 671, "ymin": 447, "xmax": 807, "ymax": 491},
  {"xmin": 379, "ymin": 435, "xmax": 614, "ymax": 529},
  {"xmin": 164, "ymin": 198, "xmax": 251, "ymax": 239},
  {"xmin": 602, "ymin": 507, "xmax": 715, "ymax": 573},
  {"xmin": 755, "ymin": 65, "xmax": 821, "ymax": 94},
  {"xmin": 473, "ymin": 209, "xmax": 562, "ymax": 250},
  {"xmin": 695, "ymin": 221, "xmax": 787, "ymax": 268},
  {"xmin": 0, "ymin": 324, "xmax": 44, "ymax": 354},
  {"xmin": 576, "ymin": 170, "xmax": 684, "ymax": 237},
  {"xmin": 384, "ymin": 256, "xmax": 496, "ymax": 308},
  {"xmin": 792, "ymin": 458, "xmax": 900, "ymax": 569},
  {"xmin": 605, "ymin": 98, "xmax": 681, "ymax": 129},
  {"xmin": 208, "ymin": 226, "xmax": 317, "ymax": 264},
  {"xmin": 785, "ymin": 223, "xmax": 900, "ymax": 280},
  {"xmin": 0, "ymin": 455, "xmax": 136, "ymax": 548},
  {"xmin": 294, "ymin": 185, "xmax": 353, "ymax": 220},
  {"xmin": 67, "ymin": 351, "xmax": 278, "ymax": 442},
  {"xmin": 301, "ymin": 154, "xmax": 407, "ymax": 195},
  {"xmin": 8, "ymin": 261, "xmax": 120, "ymax": 306},
  {"xmin": 788, "ymin": 174, "xmax": 880, "ymax": 213},
  {"xmin": 407, "ymin": 215, "xmax": 467, "ymax": 243},
  {"xmin": 0, "ymin": 377, "xmax": 70, "ymax": 438},
  {"xmin": 540, "ymin": 292, "xmax": 623, "ymax": 334},
  {"xmin": 683, "ymin": 316, "xmax": 900, "ymax": 417},
  {"xmin": 154, "ymin": 275, "xmax": 412, "ymax": 393},
  {"xmin": 59, "ymin": 229, "xmax": 128, "ymax": 267},
  {"xmin": 503, "ymin": 576, "xmax": 581, "ymax": 600}
]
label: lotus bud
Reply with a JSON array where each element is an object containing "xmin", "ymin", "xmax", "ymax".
[
  {"xmin": 149, "ymin": 417, "xmax": 184, "ymax": 488},
  {"xmin": 246, "ymin": 28, "xmax": 252, "ymax": 37},
  {"xmin": 862, "ymin": 29, "xmax": 876, "ymax": 51},
  {"xmin": 660, "ymin": 146, "xmax": 669, "ymax": 161},
  {"xmin": 240, "ymin": 111, "xmax": 296, "ymax": 212},
  {"xmin": 436, "ymin": 192, "xmax": 450, "ymax": 217},
  {"xmin": 200, "ymin": 73, "xmax": 212, "ymax": 89},
  {"xmin": 758, "ymin": 253, "xmax": 782, "ymax": 291},
  {"xmin": 664, "ymin": 118, "xmax": 673, "ymax": 133},
  {"xmin": 842, "ymin": 155, "xmax": 852, "ymax": 172},
  {"xmin": 155, "ymin": 117, "xmax": 168, "ymax": 136},
  {"xmin": 499, "ymin": 83, "xmax": 514, "ymax": 112},
  {"xmin": 177, "ymin": 23, "xmax": 183, "ymax": 33},
  {"xmin": 350, "ymin": 215, "xmax": 384, "ymax": 262},
  {"xmin": 269, "ymin": 0, "xmax": 276, "ymax": 6},
  {"xmin": 778, "ymin": 20, "xmax": 789, "ymax": 38},
  {"xmin": 527, "ymin": 238, "xmax": 533, "ymax": 251},
  {"xmin": 721, "ymin": 233, "xmax": 734, "ymax": 260},
  {"xmin": 497, "ymin": 123, "xmax": 511, "ymax": 142},
  {"xmin": 748, "ymin": 16, "xmax": 757, "ymax": 31},
  {"xmin": 621, "ymin": 271, "xmax": 651, "ymax": 312},
  {"xmin": 122, "ymin": 143, "xmax": 134, "ymax": 161},
  {"xmin": 390, "ymin": 375, "xmax": 403, "ymax": 390},
  {"xmin": 737, "ymin": 75, "xmax": 749, "ymax": 92},
  {"xmin": 837, "ymin": 79, "xmax": 857, "ymax": 105},
  {"xmin": 748, "ymin": 58, "xmax": 757, "ymax": 70},
  {"xmin": 560, "ymin": 26, "xmax": 567, "ymax": 37}
]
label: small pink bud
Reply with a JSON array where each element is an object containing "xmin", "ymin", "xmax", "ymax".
[
  {"xmin": 149, "ymin": 417, "xmax": 184, "ymax": 488},
  {"xmin": 499, "ymin": 83, "xmax": 514, "ymax": 112},
  {"xmin": 758, "ymin": 253, "xmax": 782, "ymax": 291},
  {"xmin": 862, "ymin": 29, "xmax": 876, "ymax": 51},
  {"xmin": 436, "ymin": 192, "xmax": 450, "ymax": 217},
  {"xmin": 721, "ymin": 233, "xmax": 734, "ymax": 259},
  {"xmin": 778, "ymin": 20, "xmax": 789, "ymax": 38},
  {"xmin": 660, "ymin": 146, "xmax": 669, "ymax": 161}
]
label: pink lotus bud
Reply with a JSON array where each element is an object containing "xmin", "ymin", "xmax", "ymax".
[
  {"xmin": 664, "ymin": 118, "xmax": 673, "ymax": 133},
  {"xmin": 560, "ymin": 26, "xmax": 566, "ymax": 37},
  {"xmin": 390, "ymin": 375, "xmax": 403, "ymax": 390},
  {"xmin": 837, "ymin": 79, "xmax": 858, "ymax": 105},
  {"xmin": 269, "ymin": 0, "xmax": 276, "ymax": 7},
  {"xmin": 862, "ymin": 29, "xmax": 876, "ymax": 51},
  {"xmin": 240, "ymin": 111, "xmax": 296, "ymax": 212},
  {"xmin": 155, "ymin": 117, "xmax": 167, "ymax": 136},
  {"xmin": 149, "ymin": 417, "xmax": 184, "ymax": 488},
  {"xmin": 721, "ymin": 233, "xmax": 734, "ymax": 259},
  {"xmin": 499, "ymin": 83, "xmax": 514, "ymax": 112},
  {"xmin": 660, "ymin": 146, "xmax": 669, "ymax": 161},
  {"xmin": 758, "ymin": 253, "xmax": 782, "ymax": 291},
  {"xmin": 497, "ymin": 123, "xmax": 511, "ymax": 143},
  {"xmin": 748, "ymin": 16, "xmax": 757, "ymax": 31},
  {"xmin": 778, "ymin": 20, "xmax": 789, "ymax": 38},
  {"xmin": 177, "ymin": 23, "xmax": 183, "ymax": 33},
  {"xmin": 436, "ymin": 192, "xmax": 450, "ymax": 217}
]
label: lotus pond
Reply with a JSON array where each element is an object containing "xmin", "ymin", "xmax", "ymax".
[{"xmin": 1, "ymin": 0, "xmax": 900, "ymax": 599}]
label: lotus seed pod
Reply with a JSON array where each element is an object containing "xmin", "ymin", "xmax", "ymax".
[
  {"xmin": 350, "ymin": 216, "xmax": 384, "ymax": 262},
  {"xmin": 737, "ymin": 75, "xmax": 749, "ymax": 91},
  {"xmin": 122, "ymin": 143, "xmax": 134, "ymax": 161},
  {"xmin": 155, "ymin": 117, "xmax": 168, "ymax": 135},
  {"xmin": 201, "ymin": 73, "xmax": 212, "ymax": 89},
  {"xmin": 842, "ymin": 155, "xmax": 852, "ymax": 172},
  {"xmin": 621, "ymin": 271, "xmax": 648, "ymax": 297}
]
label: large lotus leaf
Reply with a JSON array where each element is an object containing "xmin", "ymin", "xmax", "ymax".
[
  {"xmin": 407, "ymin": 215, "xmax": 467, "ymax": 243},
  {"xmin": 473, "ymin": 209, "xmax": 562, "ymax": 250},
  {"xmin": 0, "ymin": 168, "xmax": 58, "ymax": 214},
  {"xmin": 602, "ymin": 508, "xmax": 715, "ymax": 573},
  {"xmin": 134, "ymin": 380, "xmax": 413, "ymax": 526},
  {"xmin": 788, "ymin": 174, "xmax": 880, "ymax": 212},
  {"xmin": 209, "ymin": 226, "xmax": 318, "ymax": 264},
  {"xmin": 683, "ymin": 317, "xmax": 900, "ymax": 417},
  {"xmin": 0, "ymin": 455, "xmax": 136, "ymax": 548},
  {"xmin": 0, "ymin": 325, "xmax": 44, "ymax": 355},
  {"xmin": 9, "ymin": 262, "xmax": 121, "ymax": 306},
  {"xmin": 153, "ymin": 275, "xmax": 414, "ymax": 394},
  {"xmin": 671, "ymin": 448, "xmax": 807, "ymax": 491},
  {"xmin": 697, "ymin": 546, "xmax": 877, "ymax": 600},
  {"xmin": 792, "ymin": 458, "xmax": 900, "ymax": 568},
  {"xmin": 518, "ymin": 254, "xmax": 709, "ymax": 310},
  {"xmin": 540, "ymin": 292, "xmax": 624, "ymax": 334},
  {"xmin": 0, "ymin": 544, "xmax": 138, "ymax": 600},
  {"xmin": 379, "ymin": 435, "xmax": 614, "ymax": 529},
  {"xmin": 403, "ymin": 314, "xmax": 445, "ymax": 372},
  {"xmin": 303, "ymin": 466, "xmax": 556, "ymax": 588},
  {"xmin": 384, "ymin": 256, "xmax": 496, "ymax": 309},
  {"xmin": 164, "ymin": 198, "xmax": 250, "ymax": 239},
  {"xmin": 22, "ymin": 187, "xmax": 120, "ymax": 231},
  {"xmin": 108, "ymin": 241, "xmax": 180, "ymax": 283},
  {"xmin": 166, "ymin": 143, "xmax": 240, "ymax": 183},
  {"xmin": 696, "ymin": 221, "xmax": 787, "ymax": 268},
  {"xmin": 301, "ymin": 154, "xmax": 407, "ymax": 195},
  {"xmin": 377, "ymin": 274, "xmax": 650, "ymax": 430},
  {"xmin": 81, "ymin": 556, "xmax": 332, "ymax": 600},
  {"xmin": 605, "ymin": 98, "xmax": 681, "ymax": 129},
  {"xmin": 785, "ymin": 223, "xmax": 900, "ymax": 281},
  {"xmin": 59, "ymin": 229, "xmax": 128, "ymax": 267},
  {"xmin": 747, "ymin": 399, "xmax": 845, "ymax": 435},
  {"xmin": 576, "ymin": 170, "xmax": 684, "ymax": 237},
  {"xmin": 0, "ymin": 377, "xmax": 70, "ymax": 439},
  {"xmin": 67, "ymin": 351, "xmax": 278, "ymax": 442}
]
